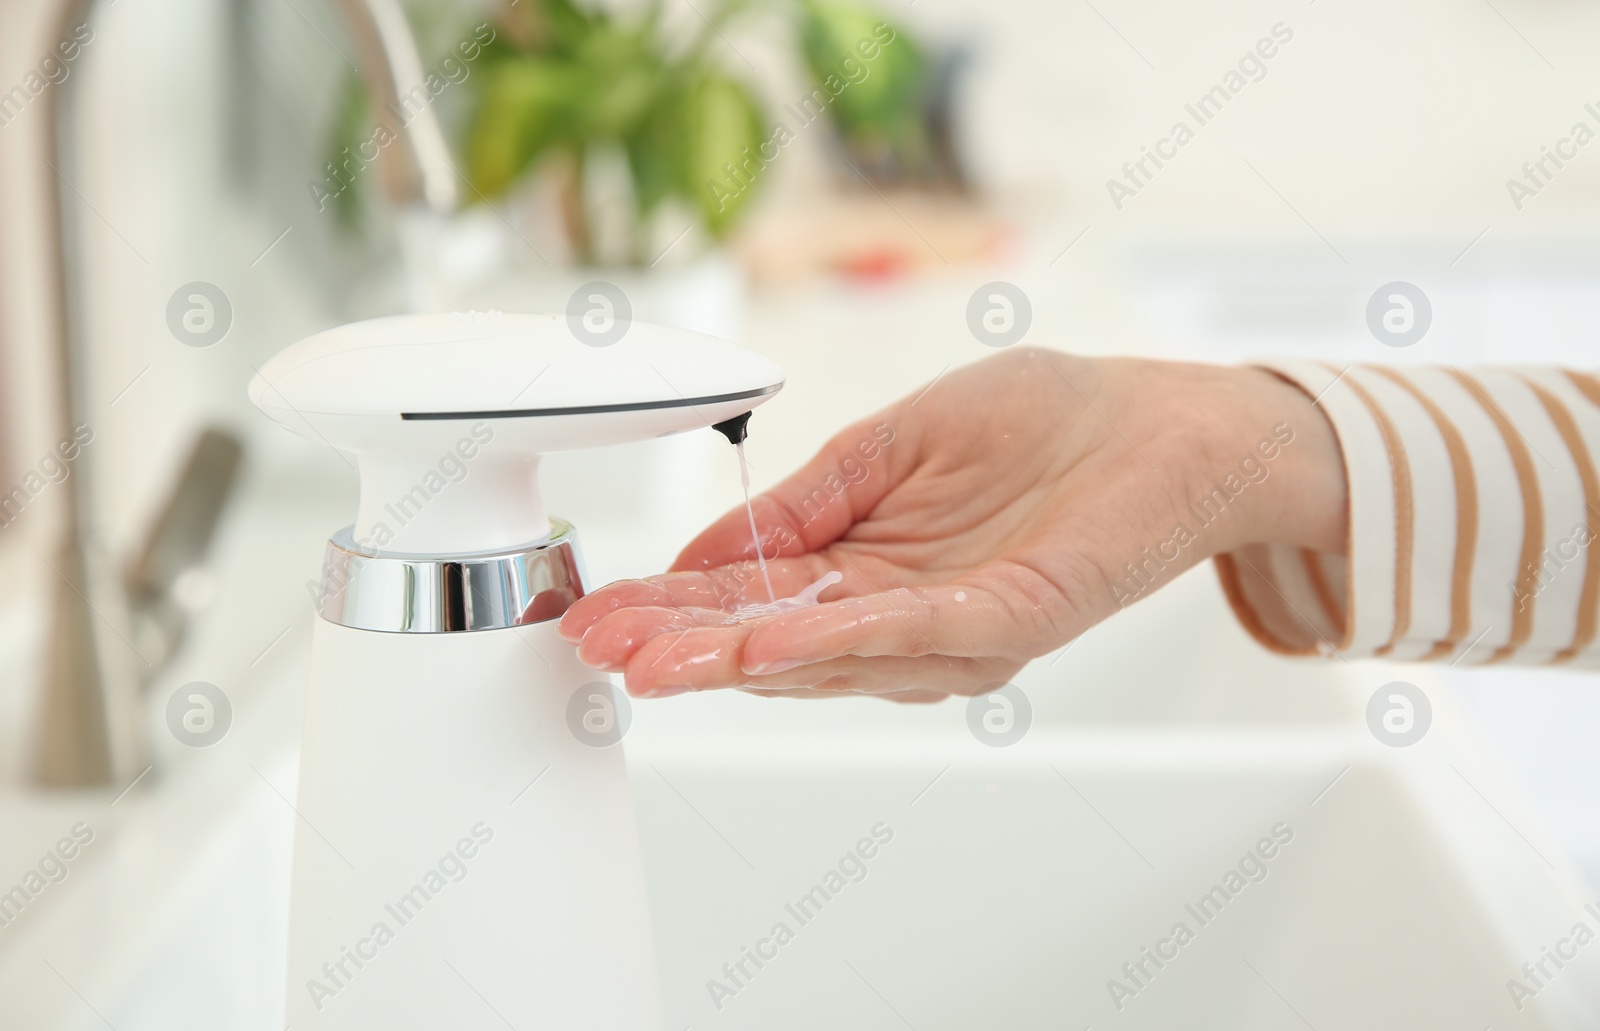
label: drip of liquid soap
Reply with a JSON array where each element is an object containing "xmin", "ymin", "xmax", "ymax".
[
  {"xmin": 736, "ymin": 440, "xmax": 776, "ymax": 603},
  {"xmin": 731, "ymin": 571, "xmax": 843, "ymax": 621}
]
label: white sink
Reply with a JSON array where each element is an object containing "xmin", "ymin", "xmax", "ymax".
[
  {"xmin": 2, "ymin": 575, "xmax": 1597, "ymax": 1029},
  {"xmin": 631, "ymin": 727, "xmax": 1600, "ymax": 1030}
]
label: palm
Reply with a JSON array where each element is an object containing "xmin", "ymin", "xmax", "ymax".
[{"xmin": 787, "ymin": 381, "xmax": 1087, "ymax": 599}]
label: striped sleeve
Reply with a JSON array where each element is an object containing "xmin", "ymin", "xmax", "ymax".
[{"xmin": 1214, "ymin": 362, "xmax": 1600, "ymax": 667}]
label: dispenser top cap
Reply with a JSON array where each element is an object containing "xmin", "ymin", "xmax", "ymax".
[
  {"xmin": 248, "ymin": 311, "xmax": 785, "ymax": 557},
  {"xmin": 249, "ymin": 311, "xmax": 782, "ymax": 426}
]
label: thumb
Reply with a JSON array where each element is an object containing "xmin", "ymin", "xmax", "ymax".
[{"xmin": 671, "ymin": 415, "xmax": 904, "ymax": 571}]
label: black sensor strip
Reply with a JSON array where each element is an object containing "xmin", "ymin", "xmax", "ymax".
[{"xmin": 399, "ymin": 383, "xmax": 782, "ymax": 421}]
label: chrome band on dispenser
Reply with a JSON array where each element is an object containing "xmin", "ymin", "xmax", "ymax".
[{"xmin": 315, "ymin": 519, "xmax": 585, "ymax": 633}]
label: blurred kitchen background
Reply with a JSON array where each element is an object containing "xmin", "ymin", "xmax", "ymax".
[{"xmin": 3, "ymin": 0, "xmax": 1600, "ymax": 1026}]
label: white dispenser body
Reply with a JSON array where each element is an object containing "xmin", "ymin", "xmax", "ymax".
[
  {"xmin": 254, "ymin": 311, "xmax": 785, "ymax": 1030},
  {"xmin": 286, "ymin": 615, "xmax": 662, "ymax": 1029}
]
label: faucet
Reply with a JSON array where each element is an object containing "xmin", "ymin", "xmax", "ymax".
[
  {"xmin": 329, "ymin": 0, "xmax": 460, "ymax": 216},
  {"xmin": 30, "ymin": 0, "xmax": 456, "ymax": 786}
]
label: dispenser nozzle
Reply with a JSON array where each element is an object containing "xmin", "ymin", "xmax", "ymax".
[{"xmin": 711, "ymin": 412, "xmax": 751, "ymax": 446}]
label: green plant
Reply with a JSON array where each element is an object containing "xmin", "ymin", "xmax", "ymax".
[
  {"xmin": 463, "ymin": 0, "xmax": 765, "ymax": 264},
  {"xmin": 326, "ymin": 0, "xmax": 931, "ymax": 264},
  {"xmin": 794, "ymin": 0, "xmax": 929, "ymax": 176}
]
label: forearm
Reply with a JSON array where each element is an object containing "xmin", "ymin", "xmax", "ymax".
[{"xmin": 1215, "ymin": 361, "xmax": 1600, "ymax": 666}]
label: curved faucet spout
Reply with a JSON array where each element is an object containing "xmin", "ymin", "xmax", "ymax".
[{"xmin": 332, "ymin": 0, "xmax": 459, "ymax": 215}]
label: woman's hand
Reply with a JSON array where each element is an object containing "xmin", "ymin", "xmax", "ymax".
[{"xmin": 556, "ymin": 347, "xmax": 1346, "ymax": 700}]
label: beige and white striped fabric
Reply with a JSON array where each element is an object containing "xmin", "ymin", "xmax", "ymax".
[{"xmin": 1216, "ymin": 362, "xmax": 1600, "ymax": 667}]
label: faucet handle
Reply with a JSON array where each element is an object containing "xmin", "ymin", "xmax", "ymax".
[{"xmin": 123, "ymin": 427, "xmax": 245, "ymax": 680}]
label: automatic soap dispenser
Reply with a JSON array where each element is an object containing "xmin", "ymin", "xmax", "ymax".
[{"xmin": 249, "ymin": 311, "xmax": 783, "ymax": 1029}]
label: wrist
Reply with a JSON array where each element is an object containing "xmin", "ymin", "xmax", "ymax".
[{"xmin": 1224, "ymin": 366, "xmax": 1348, "ymax": 556}]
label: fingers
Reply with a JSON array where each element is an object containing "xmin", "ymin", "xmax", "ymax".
[
  {"xmin": 557, "ymin": 558, "xmax": 832, "ymax": 644},
  {"xmin": 626, "ymin": 643, "xmax": 1002, "ymax": 698},
  {"xmin": 877, "ymin": 690, "xmax": 950, "ymax": 704},
  {"xmin": 623, "ymin": 623, "xmax": 758, "ymax": 696},
  {"xmin": 574, "ymin": 606, "xmax": 726, "ymax": 670},
  {"xmin": 739, "ymin": 577, "xmax": 1043, "ymax": 674},
  {"xmin": 569, "ymin": 566, "xmax": 1054, "ymax": 694},
  {"xmin": 734, "ymin": 686, "xmax": 839, "ymax": 699},
  {"xmin": 741, "ymin": 654, "xmax": 1005, "ymax": 696},
  {"xmin": 671, "ymin": 415, "xmax": 903, "ymax": 571},
  {"xmin": 736, "ymin": 686, "xmax": 949, "ymax": 703}
]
